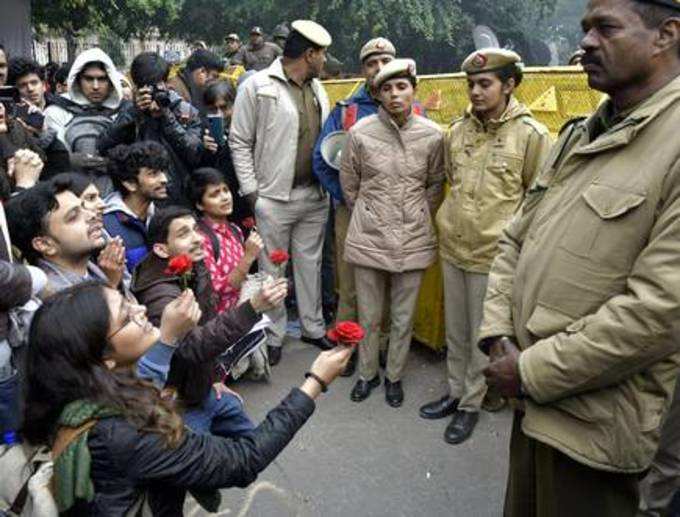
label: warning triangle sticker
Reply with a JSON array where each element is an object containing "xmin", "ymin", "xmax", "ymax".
[{"xmin": 529, "ymin": 86, "xmax": 558, "ymax": 112}]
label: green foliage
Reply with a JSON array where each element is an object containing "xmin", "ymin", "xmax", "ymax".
[{"xmin": 33, "ymin": 0, "xmax": 565, "ymax": 72}]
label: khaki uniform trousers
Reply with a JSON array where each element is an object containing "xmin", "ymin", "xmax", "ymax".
[
  {"xmin": 505, "ymin": 413, "xmax": 641, "ymax": 517},
  {"xmin": 254, "ymin": 186, "xmax": 329, "ymax": 348},
  {"xmin": 354, "ymin": 266, "xmax": 423, "ymax": 382},
  {"xmin": 335, "ymin": 204, "xmax": 389, "ymax": 348},
  {"xmin": 638, "ymin": 376, "xmax": 680, "ymax": 516},
  {"xmin": 443, "ymin": 260, "xmax": 489, "ymax": 412}
]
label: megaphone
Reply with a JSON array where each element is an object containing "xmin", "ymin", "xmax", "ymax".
[{"xmin": 320, "ymin": 130, "xmax": 349, "ymax": 171}]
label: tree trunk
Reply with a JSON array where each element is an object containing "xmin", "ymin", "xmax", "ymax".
[{"xmin": 65, "ymin": 30, "xmax": 78, "ymax": 65}]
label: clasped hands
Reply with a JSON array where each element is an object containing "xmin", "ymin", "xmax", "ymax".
[{"xmin": 483, "ymin": 336, "xmax": 523, "ymax": 399}]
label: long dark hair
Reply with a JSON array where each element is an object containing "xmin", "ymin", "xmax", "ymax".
[{"xmin": 22, "ymin": 282, "xmax": 184, "ymax": 447}]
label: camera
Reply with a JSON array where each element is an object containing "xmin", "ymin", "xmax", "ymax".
[{"xmin": 149, "ymin": 85, "xmax": 172, "ymax": 108}]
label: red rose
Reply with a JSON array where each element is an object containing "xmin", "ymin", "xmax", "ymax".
[
  {"xmin": 327, "ymin": 321, "xmax": 365, "ymax": 346},
  {"xmin": 164, "ymin": 254, "xmax": 193, "ymax": 276},
  {"xmin": 269, "ymin": 249, "xmax": 290, "ymax": 265},
  {"xmin": 242, "ymin": 217, "xmax": 256, "ymax": 229}
]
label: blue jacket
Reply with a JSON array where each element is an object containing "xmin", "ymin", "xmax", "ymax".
[
  {"xmin": 312, "ymin": 86, "xmax": 379, "ymax": 204},
  {"xmin": 103, "ymin": 191, "xmax": 154, "ymax": 272}
]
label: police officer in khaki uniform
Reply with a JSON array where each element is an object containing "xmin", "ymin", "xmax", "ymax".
[
  {"xmin": 341, "ymin": 59, "xmax": 445, "ymax": 407},
  {"xmin": 418, "ymin": 48, "xmax": 551, "ymax": 445},
  {"xmin": 481, "ymin": 1, "xmax": 680, "ymax": 514},
  {"xmin": 232, "ymin": 26, "xmax": 282, "ymax": 72}
]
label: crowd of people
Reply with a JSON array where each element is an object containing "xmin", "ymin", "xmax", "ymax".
[{"xmin": 1, "ymin": 0, "xmax": 680, "ymax": 515}]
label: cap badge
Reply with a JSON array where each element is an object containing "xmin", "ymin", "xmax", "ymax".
[{"xmin": 472, "ymin": 53, "xmax": 487, "ymax": 68}]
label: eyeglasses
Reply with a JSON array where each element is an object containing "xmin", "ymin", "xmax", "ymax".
[{"xmin": 108, "ymin": 294, "xmax": 148, "ymax": 339}]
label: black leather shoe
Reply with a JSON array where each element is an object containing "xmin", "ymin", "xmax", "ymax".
[
  {"xmin": 268, "ymin": 345, "xmax": 281, "ymax": 366},
  {"xmin": 444, "ymin": 411, "xmax": 479, "ymax": 445},
  {"xmin": 301, "ymin": 335, "xmax": 335, "ymax": 351},
  {"xmin": 340, "ymin": 350, "xmax": 357, "ymax": 377},
  {"xmin": 384, "ymin": 379, "xmax": 404, "ymax": 408},
  {"xmin": 379, "ymin": 349, "xmax": 387, "ymax": 369},
  {"xmin": 419, "ymin": 396, "xmax": 460, "ymax": 420},
  {"xmin": 350, "ymin": 376, "xmax": 380, "ymax": 402}
]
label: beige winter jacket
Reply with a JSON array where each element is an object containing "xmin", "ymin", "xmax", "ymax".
[
  {"xmin": 478, "ymin": 75, "xmax": 680, "ymax": 473},
  {"xmin": 340, "ymin": 107, "xmax": 445, "ymax": 273},
  {"xmin": 437, "ymin": 97, "xmax": 551, "ymax": 273},
  {"xmin": 229, "ymin": 58, "xmax": 330, "ymax": 202}
]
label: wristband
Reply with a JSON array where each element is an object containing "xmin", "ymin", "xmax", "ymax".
[{"xmin": 304, "ymin": 371, "xmax": 328, "ymax": 393}]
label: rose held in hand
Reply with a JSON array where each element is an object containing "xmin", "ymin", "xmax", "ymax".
[
  {"xmin": 242, "ymin": 217, "xmax": 256, "ymax": 230},
  {"xmin": 269, "ymin": 248, "xmax": 290, "ymax": 278},
  {"xmin": 327, "ymin": 321, "xmax": 365, "ymax": 347},
  {"xmin": 164, "ymin": 254, "xmax": 193, "ymax": 289}
]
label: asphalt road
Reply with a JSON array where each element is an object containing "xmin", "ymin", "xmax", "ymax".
[{"xmin": 185, "ymin": 338, "xmax": 513, "ymax": 517}]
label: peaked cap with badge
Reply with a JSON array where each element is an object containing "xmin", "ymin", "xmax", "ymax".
[
  {"xmin": 373, "ymin": 58, "xmax": 417, "ymax": 89},
  {"xmin": 360, "ymin": 37, "xmax": 397, "ymax": 62},
  {"xmin": 461, "ymin": 48, "xmax": 523, "ymax": 75}
]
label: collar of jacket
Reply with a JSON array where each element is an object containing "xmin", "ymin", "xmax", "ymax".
[
  {"xmin": 464, "ymin": 96, "xmax": 530, "ymax": 130},
  {"xmin": 377, "ymin": 105, "xmax": 417, "ymax": 133},
  {"xmin": 579, "ymin": 73, "xmax": 680, "ymax": 155},
  {"xmin": 350, "ymin": 85, "xmax": 378, "ymax": 106}
]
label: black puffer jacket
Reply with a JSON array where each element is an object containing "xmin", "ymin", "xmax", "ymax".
[
  {"xmin": 130, "ymin": 253, "xmax": 259, "ymax": 406},
  {"xmin": 77, "ymin": 388, "xmax": 315, "ymax": 516},
  {"xmin": 97, "ymin": 93, "xmax": 203, "ymax": 206}
]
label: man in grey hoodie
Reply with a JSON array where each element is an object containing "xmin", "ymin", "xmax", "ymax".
[{"xmin": 44, "ymin": 48, "xmax": 123, "ymax": 156}]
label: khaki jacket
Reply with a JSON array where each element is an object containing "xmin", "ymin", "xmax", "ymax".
[
  {"xmin": 340, "ymin": 108, "xmax": 445, "ymax": 272},
  {"xmin": 478, "ymin": 76, "xmax": 680, "ymax": 473},
  {"xmin": 437, "ymin": 98, "xmax": 552, "ymax": 273},
  {"xmin": 229, "ymin": 58, "xmax": 330, "ymax": 202}
]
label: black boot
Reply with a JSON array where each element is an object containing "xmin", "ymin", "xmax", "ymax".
[
  {"xmin": 350, "ymin": 376, "xmax": 380, "ymax": 402},
  {"xmin": 419, "ymin": 396, "xmax": 459, "ymax": 420},
  {"xmin": 444, "ymin": 411, "xmax": 479, "ymax": 445},
  {"xmin": 384, "ymin": 378, "xmax": 404, "ymax": 408},
  {"xmin": 340, "ymin": 350, "xmax": 357, "ymax": 377}
]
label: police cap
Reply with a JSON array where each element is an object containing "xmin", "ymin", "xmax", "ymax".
[
  {"xmin": 360, "ymin": 38, "xmax": 396, "ymax": 62},
  {"xmin": 373, "ymin": 58, "xmax": 417, "ymax": 89},
  {"xmin": 291, "ymin": 20, "xmax": 332, "ymax": 48},
  {"xmin": 461, "ymin": 48, "xmax": 523, "ymax": 75}
]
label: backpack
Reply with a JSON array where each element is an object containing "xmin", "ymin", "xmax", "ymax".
[
  {"xmin": 51, "ymin": 96, "xmax": 118, "ymax": 155},
  {"xmin": 197, "ymin": 220, "xmax": 243, "ymax": 261}
]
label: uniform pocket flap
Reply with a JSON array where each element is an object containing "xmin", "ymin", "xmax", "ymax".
[
  {"xmin": 582, "ymin": 183, "xmax": 646, "ymax": 219},
  {"xmin": 525, "ymin": 304, "xmax": 574, "ymax": 338}
]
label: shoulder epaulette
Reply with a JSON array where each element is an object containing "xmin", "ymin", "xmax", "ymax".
[
  {"xmin": 520, "ymin": 116, "xmax": 550, "ymax": 135},
  {"xmin": 558, "ymin": 116, "xmax": 587, "ymax": 136}
]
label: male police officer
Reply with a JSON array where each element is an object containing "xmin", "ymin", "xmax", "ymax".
[
  {"xmin": 232, "ymin": 26, "xmax": 282, "ymax": 72},
  {"xmin": 481, "ymin": 1, "xmax": 680, "ymax": 514},
  {"xmin": 230, "ymin": 21, "xmax": 334, "ymax": 366}
]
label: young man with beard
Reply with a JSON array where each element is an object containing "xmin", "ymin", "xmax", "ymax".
[
  {"xmin": 131, "ymin": 206, "xmax": 288, "ymax": 436},
  {"xmin": 4, "ymin": 177, "xmax": 121, "ymax": 295},
  {"xmin": 44, "ymin": 48, "xmax": 124, "ymax": 174},
  {"xmin": 313, "ymin": 37, "xmax": 397, "ymax": 376},
  {"xmin": 230, "ymin": 20, "xmax": 334, "ymax": 366},
  {"xmin": 103, "ymin": 141, "xmax": 170, "ymax": 272},
  {"xmin": 481, "ymin": 1, "xmax": 680, "ymax": 514},
  {"xmin": 340, "ymin": 59, "xmax": 445, "ymax": 407}
]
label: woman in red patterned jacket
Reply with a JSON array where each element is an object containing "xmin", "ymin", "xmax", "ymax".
[{"xmin": 190, "ymin": 167, "xmax": 263, "ymax": 313}]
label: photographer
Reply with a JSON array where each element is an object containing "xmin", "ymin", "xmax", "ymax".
[{"xmin": 98, "ymin": 52, "xmax": 203, "ymax": 206}]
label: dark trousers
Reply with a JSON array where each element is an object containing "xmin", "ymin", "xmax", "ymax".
[{"xmin": 505, "ymin": 412, "xmax": 641, "ymax": 517}]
